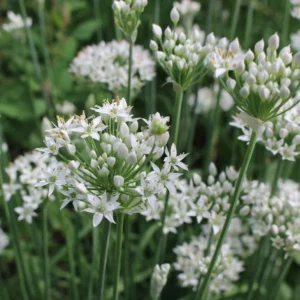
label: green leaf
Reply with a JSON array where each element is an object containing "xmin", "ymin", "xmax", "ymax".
[{"xmin": 72, "ymin": 20, "xmax": 101, "ymax": 41}]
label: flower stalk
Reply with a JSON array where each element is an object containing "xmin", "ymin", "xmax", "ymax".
[
  {"xmin": 195, "ymin": 131, "xmax": 257, "ymax": 300},
  {"xmin": 113, "ymin": 213, "xmax": 125, "ymax": 300}
]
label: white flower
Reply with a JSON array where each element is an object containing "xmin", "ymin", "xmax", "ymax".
[
  {"xmin": 15, "ymin": 204, "xmax": 37, "ymax": 224},
  {"xmin": 2, "ymin": 11, "xmax": 32, "ymax": 32},
  {"xmin": 83, "ymin": 193, "xmax": 120, "ymax": 226},
  {"xmin": 164, "ymin": 144, "xmax": 188, "ymax": 171}
]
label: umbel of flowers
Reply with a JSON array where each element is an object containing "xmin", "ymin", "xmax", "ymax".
[
  {"xmin": 36, "ymin": 98, "xmax": 186, "ymax": 227},
  {"xmin": 112, "ymin": 0, "xmax": 148, "ymax": 41},
  {"xmin": 2, "ymin": 151, "xmax": 60, "ymax": 224},
  {"xmin": 209, "ymin": 33, "xmax": 300, "ymax": 124},
  {"xmin": 150, "ymin": 8, "xmax": 212, "ymax": 91},
  {"xmin": 69, "ymin": 40, "xmax": 155, "ymax": 99}
]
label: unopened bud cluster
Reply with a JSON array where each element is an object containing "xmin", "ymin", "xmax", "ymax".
[
  {"xmin": 210, "ymin": 33, "xmax": 300, "ymax": 123},
  {"xmin": 150, "ymin": 264, "xmax": 171, "ymax": 300},
  {"xmin": 112, "ymin": 0, "xmax": 148, "ymax": 41},
  {"xmin": 150, "ymin": 9, "xmax": 214, "ymax": 90},
  {"xmin": 36, "ymin": 98, "xmax": 187, "ymax": 227}
]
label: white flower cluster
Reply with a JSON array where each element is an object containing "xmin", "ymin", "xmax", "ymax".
[
  {"xmin": 173, "ymin": 233, "xmax": 244, "ymax": 294},
  {"xmin": 230, "ymin": 99, "xmax": 300, "ymax": 161},
  {"xmin": 188, "ymin": 84, "xmax": 234, "ymax": 115},
  {"xmin": 0, "ymin": 224, "xmax": 9, "ymax": 255},
  {"xmin": 36, "ymin": 98, "xmax": 187, "ymax": 227},
  {"xmin": 150, "ymin": 264, "xmax": 171, "ymax": 300},
  {"xmin": 150, "ymin": 9, "xmax": 215, "ymax": 90},
  {"xmin": 143, "ymin": 162, "xmax": 258, "ymax": 236},
  {"xmin": 174, "ymin": 0, "xmax": 201, "ymax": 31},
  {"xmin": 209, "ymin": 33, "xmax": 300, "ymax": 125},
  {"xmin": 70, "ymin": 40, "xmax": 155, "ymax": 97},
  {"xmin": 2, "ymin": 11, "xmax": 32, "ymax": 32},
  {"xmin": 112, "ymin": 0, "xmax": 148, "ymax": 40},
  {"xmin": 2, "ymin": 151, "xmax": 59, "ymax": 224},
  {"xmin": 249, "ymin": 180, "xmax": 300, "ymax": 257},
  {"xmin": 291, "ymin": 0, "xmax": 300, "ymax": 20}
]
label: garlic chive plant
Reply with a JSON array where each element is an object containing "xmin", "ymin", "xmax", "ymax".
[
  {"xmin": 36, "ymin": 98, "xmax": 186, "ymax": 300},
  {"xmin": 113, "ymin": 0, "xmax": 148, "ymax": 104},
  {"xmin": 195, "ymin": 33, "xmax": 300, "ymax": 299}
]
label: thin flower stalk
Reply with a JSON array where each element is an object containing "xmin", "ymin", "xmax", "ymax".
[
  {"xmin": 195, "ymin": 131, "xmax": 257, "ymax": 300},
  {"xmin": 43, "ymin": 202, "xmax": 51, "ymax": 300}
]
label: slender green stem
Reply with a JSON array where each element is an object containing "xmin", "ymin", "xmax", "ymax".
[
  {"xmin": 230, "ymin": 0, "xmax": 242, "ymax": 40},
  {"xmin": 282, "ymin": 0, "xmax": 290, "ymax": 46},
  {"xmin": 18, "ymin": 0, "xmax": 55, "ymax": 119},
  {"xmin": 124, "ymin": 216, "xmax": 132, "ymax": 300},
  {"xmin": 244, "ymin": 0, "xmax": 254, "ymax": 48},
  {"xmin": 154, "ymin": 191, "xmax": 170, "ymax": 265},
  {"xmin": 187, "ymin": 107, "xmax": 198, "ymax": 166},
  {"xmin": 204, "ymin": 88, "xmax": 222, "ymax": 172},
  {"xmin": 206, "ymin": 0, "xmax": 216, "ymax": 33},
  {"xmin": 93, "ymin": 0, "xmax": 102, "ymax": 41},
  {"xmin": 88, "ymin": 226, "xmax": 99, "ymax": 300},
  {"xmin": 246, "ymin": 237, "xmax": 269, "ymax": 300},
  {"xmin": 113, "ymin": 213, "xmax": 125, "ymax": 300},
  {"xmin": 60, "ymin": 210, "xmax": 79, "ymax": 300},
  {"xmin": 38, "ymin": 0, "xmax": 57, "ymax": 117},
  {"xmin": 97, "ymin": 221, "xmax": 112, "ymax": 300},
  {"xmin": 43, "ymin": 202, "xmax": 51, "ymax": 300},
  {"xmin": 127, "ymin": 40, "xmax": 133, "ymax": 105},
  {"xmin": 268, "ymin": 256, "xmax": 292, "ymax": 300},
  {"xmin": 271, "ymin": 159, "xmax": 283, "ymax": 196},
  {"xmin": 171, "ymin": 87, "xmax": 184, "ymax": 145},
  {"xmin": 195, "ymin": 131, "xmax": 257, "ymax": 300}
]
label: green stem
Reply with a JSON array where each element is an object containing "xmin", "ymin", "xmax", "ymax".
[
  {"xmin": 43, "ymin": 202, "xmax": 51, "ymax": 300},
  {"xmin": 204, "ymin": 88, "xmax": 222, "ymax": 172},
  {"xmin": 18, "ymin": 0, "xmax": 55, "ymax": 119},
  {"xmin": 97, "ymin": 221, "xmax": 112, "ymax": 300},
  {"xmin": 93, "ymin": 0, "xmax": 102, "ymax": 41},
  {"xmin": 271, "ymin": 159, "xmax": 283, "ymax": 196},
  {"xmin": 246, "ymin": 237, "xmax": 269, "ymax": 300},
  {"xmin": 171, "ymin": 86, "xmax": 184, "ymax": 145},
  {"xmin": 282, "ymin": 0, "xmax": 290, "ymax": 46},
  {"xmin": 195, "ymin": 131, "xmax": 257, "ymax": 300},
  {"xmin": 88, "ymin": 226, "xmax": 99, "ymax": 300},
  {"xmin": 38, "ymin": 0, "xmax": 57, "ymax": 117},
  {"xmin": 206, "ymin": 0, "xmax": 216, "ymax": 33},
  {"xmin": 230, "ymin": 0, "xmax": 242, "ymax": 40},
  {"xmin": 113, "ymin": 213, "xmax": 125, "ymax": 300},
  {"xmin": 127, "ymin": 40, "xmax": 133, "ymax": 105},
  {"xmin": 244, "ymin": 0, "xmax": 254, "ymax": 48},
  {"xmin": 268, "ymin": 256, "xmax": 292, "ymax": 300},
  {"xmin": 60, "ymin": 210, "xmax": 79, "ymax": 300},
  {"xmin": 124, "ymin": 216, "xmax": 132, "ymax": 300}
]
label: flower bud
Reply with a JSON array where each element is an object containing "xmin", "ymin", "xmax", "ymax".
[
  {"xmin": 229, "ymin": 38, "xmax": 240, "ymax": 54},
  {"xmin": 150, "ymin": 40, "xmax": 158, "ymax": 51},
  {"xmin": 114, "ymin": 175, "xmax": 124, "ymax": 188},
  {"xmin": 164, "ymin": 27, "xmax": 172, "ymax": 39},
  {"xmin": 150, "ymin": 264, "xmax": 170, "ymax": 300},
  {"xmin": 170, "ymin": 7, "xmax": 180, "ymax": 25},
  {"xmin": 226, "ymin": 78, "xmax": 236, "ymax": 90},
  {"xmin": 98, "ymin": 167, "xmax": 109, "ymax": 177},
  {"xmin": 67, "ymin": 144, "xmax": 76, "ymax": 155},
  {"xmin": 127, "ymin": 151, "xmax": 138, "ymax": 164},
  {"xmin": 280, "ymin": 85, "xmax": 290, "ymax": 99},
  {"xmin": 75, "ymin": 183, "xmax": 88, "ymax": 194},
  {"xmin": 292, "ymin": 52, "xmax": 300, "ymax": 68},
  {"xmin": 259, "ymin": 86, "xmax": 270, "ymax": 101},
  {"xmin": 209, "ymin": 163, "xmax": 217, "ymax": 176},
  {"xmin": 68, "ymin": 160, "xmax": 79, "ymax": 171},
  {"xmin": 120, "ymin": 122, "xmax": 130, "ymax": 139},
  {"xmin": 240, "ymin": 206, "xmax": 250, "ymax": 216},
  {"xmin": 193, "ymin": 173, "xmax": 202, "ymax": 186},
  {"xmin": 240, "ymin": 85, "xmax": 250, "ymax": 98},
  {"xmin": 254, "ymin": 40, "xmax": 264, "ymax": 54},
  {"xmin": 117, "ymin": 143, "xmax": 129, "ymax": 158},
  {"xmin": 91, "ymin": 159, "xmax": 98, "ymax": 169},
  {"xmin": 152, "ymin": 24, "xmax": 162, "ymax": 38},
  {"xmin": 268, "ymin": 33, "xmax": 279, "ymax": 51},
  {"xmin": 90, "ymin": 150, "xmax": 97, "ymax": 159},
  {"xmin": 130, "ymin": 121, "xmax": 138, "ymax": 133},
  {"xmin": 107, "ymin": 157, "xmax": 116, "ymax": 167}
]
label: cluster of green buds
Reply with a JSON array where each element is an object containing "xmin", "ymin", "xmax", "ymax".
[
  {"xmin": 209, "ymin": 33, "xmax": 300, "ymax": 126},
  {"xmin": 150, "ymin": 7, "xmax": 210, "ymax": 91},
  {"xmin": 112, "ymin": 0, "xmax": 148, "ymax": 42}
]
